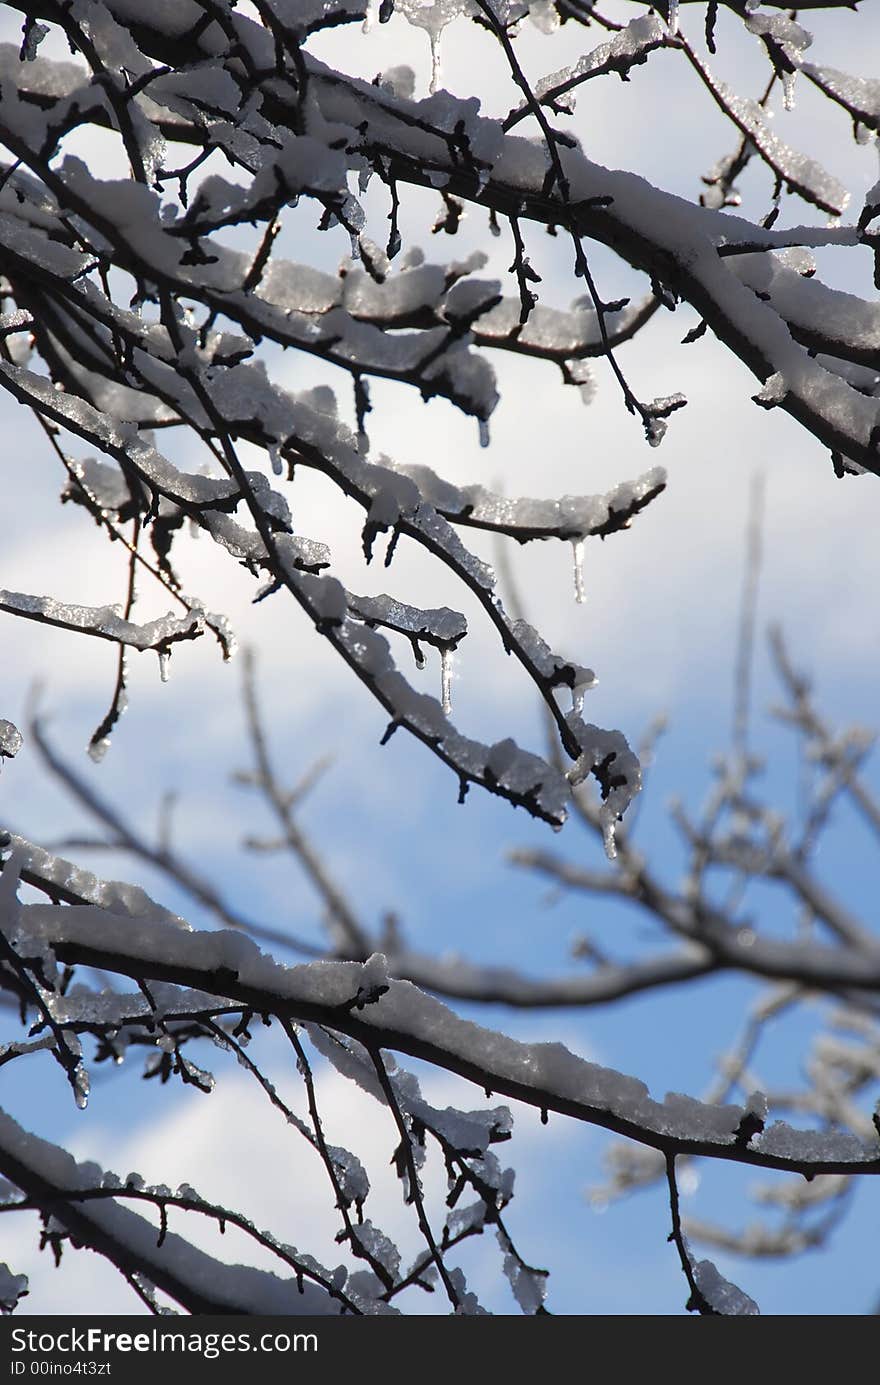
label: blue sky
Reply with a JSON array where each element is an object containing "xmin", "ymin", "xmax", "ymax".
[{"xmin": 2, "ymin": 0, "xmax": 880, "ymax": 1316}]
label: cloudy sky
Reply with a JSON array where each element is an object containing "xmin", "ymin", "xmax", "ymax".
[{"xmin": 2, "ymin": 0, "xmax": 880, "ymax": 1316}]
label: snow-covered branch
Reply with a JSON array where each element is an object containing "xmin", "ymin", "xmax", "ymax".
[
  {"xmin": 4, "ymin": 847, "xmax": 880, "ymax": 1182},
  {"xmin": 0, "ymin": 1109, "xmax": 349, "ymax": 1315}
]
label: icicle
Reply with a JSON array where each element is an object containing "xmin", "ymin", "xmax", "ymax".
[
  {"xmin": 478, "ymin": 418, "xmax": 490, "ymax": 449},
  {"xmin": 74, "ymin": 1067, "xmax": 90, "ymax": 1110},
  {"xmin": 666, "ymin": 0, "xmax": 679, "ymax": 34},
  {"xmin": 782, "ymin": 70, "xmax": 796, "ymax": 112},
  {"xmin": 384, "ymin": 527, "xmax": 400, "ymax": 567},
  {"xmin": 572, "ymin": 686, "xmax": 585, "ymax": 718},
  {"xmin": 268, "ymin": 442, "xmax": 283, "ymax": 476},
  {"xmin": 601, "ymin": 816, "xmax": 618, "ymax": 861},
  {"xmin": 429, "ymin": 31, "xmax": 442, "ymax": 95},
  {"xmin": 158, "ymin": 650, "xmax": 170, "ymax": 683},
  {"xmin": 571, "ymin": 538, "xmax": 586, "ymax": 604},
  {"xmin": 440, "ymin": 646, "xmax": 453, "ymax": 716},
  {"xmin": 88, "ymin": 737, "xmax": 111, "ymax": 764}
]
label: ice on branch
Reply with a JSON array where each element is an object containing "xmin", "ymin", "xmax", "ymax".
[
  {"xmin": 692, "ymin": 1258, "xmax": 759, "ymax": 1316},
  {"xmin": 0, "ymin": 721, "xmax": 22, "ymax": 762},
  {"xmin": 0, "ymin": 1263, "xmax": 28, "ymax": 1314},
  {"xmin": 530, "ymin": 14, "xmax": 666, "ymax": 108},
  {"xmin": 803, "ymin": 64, "xmax": 880, "ymax": 130},
  {"xmin": 0, "ymin": 590, "xmax": 211, "ymax": 659},
  {"xmin": 501, "ymin": 1246, "xmax": 548, "ymax": 1314},
  {"xmin": 746, "ymin": 12, "xmax": 812, "ymax": 110},
  {"xmin": 348, "ymin": 594, "xmax": 467, "ymax": 652},
  {"xmin": 387, "ymin": 461, "xmax": 667, "ymax": 542},
  {"xmin": 0, "ymin": 834, "xmax": 189, "ymax": 931}
]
